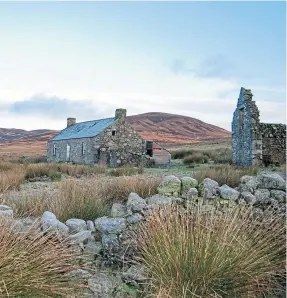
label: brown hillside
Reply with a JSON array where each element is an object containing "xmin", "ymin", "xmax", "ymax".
[{"xmin": 0, "ymin": 112, "xmax": 231, "ymax": 159}]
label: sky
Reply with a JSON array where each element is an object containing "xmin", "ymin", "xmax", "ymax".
[{"xmin": 0, "ymin": 1, "xmax": 286, "ymax": 131}]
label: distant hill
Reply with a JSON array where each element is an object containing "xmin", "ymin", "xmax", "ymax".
[{"xmin": 0, "ymin": 112, "xmax": 231, "ymax": 159}]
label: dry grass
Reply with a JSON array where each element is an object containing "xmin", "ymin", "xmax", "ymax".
[
  {"xmin": 0, "ymin": 162, "xmax": 25, "ymax": 193},
  {"xmin": 2, "ymin": 175, "xmax": 162, "ymax": 221},
  {"xmin": 0, "ymin": 217, "xmax": 83, "ymax": 297},
  {"xmin": 193, "ymin": 164, "xmax": 258, "ymax": 187},
  {"xmin": 137, "ymin": 206, "xmax": 286, "ymax": 298},
  {"xmin": 109, "ymin": 165, "xmax": 144, "ymax": 177}
]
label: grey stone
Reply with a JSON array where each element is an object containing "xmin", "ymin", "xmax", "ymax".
[
  {"xmin": 0, "ymin": 205, "xmax": 13, "ymax": 218},
  {"xmin": 252, "ymin": 207, "xmax": 264, "ymax": 218},
  {"xmin": 87, "ymin": 220, "xmax": 95, "ymax": 232},
  {"xmin": 122, "ymin": 265, "xmax": 148, "ymax": 283},
  {"xmin": 95, "ymin": 216, "xmax": 126, "ymax": 234},
  {"xmin": 147, "ymin": 194, "xmax": 173, "ymax": 206},
  {"xmin": 66, "ymin": 218, "xmax": 87, "ymax": 233},
  {"xmin": 257, "ymin": 173, "xmax": 286, "ymax": 191},
  {"xmin": 111, "ymin": 203, "xmax": 128, "ymax": 217},
  {"xmin": 70, "ymin": 230, "xmax": 92, "ymax": 245},
  {"xmin": 241, "ymin": 191, "xmax": 257, "ymax": 204},
  {"xmin": 171, "ymin": 197, "xmax": 184, "ymax": 205},
  {"xmin": 66, "ymin": 269, "xmax": 93, "ymax": 280},
  {"xmin": 127, "ymin": 213, "xmax": 144, "ymax": 224},
  {"xmin": 101, "ymin": 234, "xmax": 120, "ymax": 251},
  {"xmin": 219, "ymin": 184, "xmax": 240, "ymax": 201},
  {"xmin": 88, "ymin": 272, "xmax": 121, "ymax": 298},
  {"xmin": 41, "ymin": 211, "xmax": 69, "ymax": 234},
  {"xmin": 238, "ymin": 175, "xmax": 258, "ymax": 194},
  {"xmin": 254, "ymin": 189, "xmax": 271, "ymax": 203},
  {"xmin": 270, "ymin": 190, "xmax": 286, "ymax": 203},
  {"xmin": 126, "ymin": 193, "xmax": 147, "ymax": 213},
  {"xmin": 199, "ymin": 178, "xmax": 219, "ymax": 199},
  {"xmin": 157, "ymin": 175, "xmax": 181, "ymax": 196},
  {"xmin": 236, "ymin": 198, "xmax": 246, "ymax": 205},
  {"xmin": 181, "ymin": 177, "xmax": 198, "ymax": 198},
  {"xmin": 84, "ymin": 240, "xmax": 103, "ymax": 257},
  {"xmin": 186, "ymin": 188, "xmax": 198, "ymax": 200}
]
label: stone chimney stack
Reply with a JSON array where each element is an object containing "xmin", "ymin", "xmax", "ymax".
[
  {"xmin": 115, "ymin": 109, "xmax": 127, "ymax": 122},
  {"xmin": 67, "ymin": 117, "xmax": 76, "ymax": 127}
]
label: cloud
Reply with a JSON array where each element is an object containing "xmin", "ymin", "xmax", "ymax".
[{"xmin": 8, "ymin": 94, "xmax": 107, "ymax": 121}]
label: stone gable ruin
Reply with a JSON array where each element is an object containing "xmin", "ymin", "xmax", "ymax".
[{"xmin": 232, "ymin": 87, "xmax": 286, "ymax": 167}]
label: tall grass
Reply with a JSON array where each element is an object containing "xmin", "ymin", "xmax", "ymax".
[
  {"xmin": 2, "ymin": 175, "xmax": 162, "ymax": 220},
  {"xmin": 137, "ymin": 206, "xmax": 286, "ymax": 298},
  {"xmin": 0, "ymin": 162, "xmax": 25, "ymax": 193},
  {"xmin": 0, "ymin": 217, "xmax": 83, "ymax": 297},
  {"xmin": 193, "ymin": 164, "xmax": 258, "ymax": 187}
]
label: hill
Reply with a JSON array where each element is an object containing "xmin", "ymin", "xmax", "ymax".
[{"xmin": 0, "ymin": 112, "xmax": 231, "ymax": 159}]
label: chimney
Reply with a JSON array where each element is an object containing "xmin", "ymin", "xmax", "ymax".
[
  {"xmin": 67, "ymin": 117, "xmax": 76, "ymax": 127},
  {"xmin": 115, "ymin": 109, "xmax": 127, "ymax": 122}
]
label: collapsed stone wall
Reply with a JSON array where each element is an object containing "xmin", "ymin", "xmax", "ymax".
[
  {"xmin": 260, "ymin": 123, "xmax": 286, "ymax": 165},
  {"xmin": 232, "ymin": 87, "xmax": 286, "ymax": 167}
]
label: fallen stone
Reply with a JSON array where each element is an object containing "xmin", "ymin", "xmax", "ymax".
[
  {"xmin": 181, "ymin": 177, "xmax": 198, "ymax": 198},
  {"xmin": 41, "ymin": 211, "xmax": 69, "ymax": 234},
  {"xmin": 127, "ymin": 213, "xmax": 144, "ymax": 224},
  {"xmin": 66, "ymin": 218, "xmax": 87, "ymax": 233},
  {"xmin": 95, "ymin": 217, "xmax": 126, "ymax": 234},
  {"xmin": 122, "ymin": 264, "xmax": 148, "ymax": 283},
  {"xmin": 219, "ymin": 184, "xmax": 240, "ymax": 201},
  {"xmin": 254, "ymin": 189, "xmax": 271, "ymax": 204},
  {"xmin": 157, "ymin": 175, "xmax": 181, "ymax": 196},
  {"xmin": 111, "ymin": 203, "xmax": 128, "ymax": 217},
  {"xmin": 87, "ymin": 220, "xmax": 95, "ymax": 232},
  {"xmin": 101, "ymin": 234, "xmax": 120, "ymax": 251},
  {"xmin": 199, "ymin": 178, "xmax": 219, "ymax": 199},
  {"xmin": 241, "ymin": 192, "xmax": 257, "ymax": 204},
  {"xmin": 126, "ymin": 193, "xmax": 147, "ymax": 213},
  {"xmin": 147, "ymin": 194, "xmax": 173, "ymax": 206},
  {"xmin": 70, "ymin": 230, "xmax": 92, "ymax": 245},
  {"xmin": 270, "ymin": 190, "xmax": 286, "ymax": 203},
  {"xmin": 257, "ymin": 173, "xmax": 286, "ymax": 191},
  {"xmin": 238, "ymin": 176, "xmax": 258, "ymax": 194}
]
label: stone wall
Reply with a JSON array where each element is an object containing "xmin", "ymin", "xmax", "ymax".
[
  {"xmin": 232, "ymin": 87, "xmax": 286, "ymax": 167},
  {"xmin": 260, "ymin": 123, "xmax": 286, "ymax": 165}
]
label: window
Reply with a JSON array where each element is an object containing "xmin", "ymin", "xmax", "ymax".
[
  {"xmin": 239, "ymin": 108, "xmax": 244, "ymax": 129},
  {"xmin": 82, "ymin": 142, "xmax": 86, "ymax": 156},
  {"xmin": 112, "ymin": 130, "xmax": 116, "ymax": 136},
  {"xmin": 53, "ymin": 144, "xmax": 56, "ymax": 156}
]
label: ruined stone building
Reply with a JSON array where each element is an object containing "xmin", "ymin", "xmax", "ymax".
[
  {"xmin": 232, "ymin": 87, "xmax": 286, "ymax": 167},
  {"xmin": 47, "ymin": 109, "xmax": 171, "ymax": 167}
]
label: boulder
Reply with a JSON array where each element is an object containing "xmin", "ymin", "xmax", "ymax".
[
  {"xmin": 87, "ymin": 220, "xmax": 96, "ymax": 232},
  {"xmin": 240, "ymin": 191, "xmax": 257, "ymax": 204},
  {"xmin": 186, "ymin": 188, "xmax": 198, "ymax": 200},
  {"xmin": 83, "ymin": 239, "xmax": 103, "ymax": 258},
  {"xmin": 238, "ymin": 175, "xmax": 258, "ymax": 194},
  {"xmin": 88, "ymin": 272, "xmax": 122, "ymax": 298},
  {"xmin": 127, "ymin": 213, "xmax": 144, "ymax": 224},
  {"xmin": 254, "ymin": 189, "xmax": 271, "ymax": 204},
  {"xmin": 199, "ymin": 178, "xmax": 219, "ymax": 199},
  {"xmin": 41, "ymin": 211, "xmax": 69, "ymax": 234},
  {"xmin": 0, "ymin": 205, "xmax": 13, "ymax": 218},
  {"xmin": 122, "ymin": 264, "xmax": 148, "ymax": 283},
  {"xmin": 157, "ymin": 175, "xmax": 181, "ymax": 196},
  {"xmin": 95, "ymin": 217, "xmax": 126, "ymax": 234},
  {"xmin": 126, "ymin": 193, "xmax": 147, "ymax": 213},
  {"xmin": 66, "ymin": 218, "xmax": 87, "ymax": 233},
  {"xmin": 111, "ymin": 203, "xmax": 128, "ymax": 217},
  {"xmin": 257, "ymin": 173, "xmax": 286, "ymax": 191},
  {"xmin": 70, "ymin": 230, "xmax": 92, "ymax": 245},
  {"xmin": 219, "ymin": 184, "xmax": 240, "ymax": 201},
  {"xmin": 101, "ymin": 234, "xmax": 120, "ymax": 251},
  {"xmin": 147, "ymin": 194, "xmax": 173, "ymax": 206},
  {"xmin": 270, "ymin": 190, "xmax": 286, "ymax": 203},
  {"xmin": 181, "ymin": 177, "xmax": 198, "ymax": 198}
]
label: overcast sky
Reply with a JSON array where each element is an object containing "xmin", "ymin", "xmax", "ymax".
[{"xmin": 0, "ymin": 1, "xmax": 286, "ymax": 131}]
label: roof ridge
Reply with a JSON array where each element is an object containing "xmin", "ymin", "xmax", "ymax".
[{"xmin": 75, "ymin": 116, "xmax": 115, "ymax": 125}]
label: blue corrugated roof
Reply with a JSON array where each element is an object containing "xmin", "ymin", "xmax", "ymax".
[{"xmin": 51, "ymin": 117, "xmax": 116, "ymax": 141}]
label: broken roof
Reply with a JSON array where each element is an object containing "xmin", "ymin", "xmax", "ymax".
[{"xmin": 51, "ymin": 117, "xmax": 116, "ymax": 141}]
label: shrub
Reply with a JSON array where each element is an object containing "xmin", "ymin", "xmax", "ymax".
[
  {"xmin": 48, "ymin": 171, "xmax": 62, "ymax": 181},
  {"xmin": 0, "ymin": 217, "xmax": 83, "ymax": 297},
  {"xmin": 193, "ymin": 164, "xmax": 258, "ymax": 187},
  {"xmin": 183, "ymin": 152, "xmax": 209, "ymax": 164},
  {"xmin": 137, "ymin": 206, "xmax": 286, "ymax": 298}
]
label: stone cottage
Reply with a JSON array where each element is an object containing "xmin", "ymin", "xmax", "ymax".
[
  {"xmin": 47, "ymin": 109, "xmax": 171, "ymax": 167},
  {"xmin": 232, "ymin": 87, "xmax": 286, "ymax": 167}
]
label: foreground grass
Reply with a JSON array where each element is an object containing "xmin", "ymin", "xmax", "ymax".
[
  {"xmin": 137, "ymin": 206, "xmax": 286, "ymax": 298},
  {"xmin": 2, "ymin": 175, "xmax": 162, "ymax": 221},
  {"xmin": 0, "ymin": 217, "xmax": 83, "ymax": 297}
]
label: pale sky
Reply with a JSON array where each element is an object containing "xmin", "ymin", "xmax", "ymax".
[{"xmin": 0, "ymin": 1, "xmax": 286, "ymax": 131}]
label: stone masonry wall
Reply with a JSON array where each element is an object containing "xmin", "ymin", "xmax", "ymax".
[
  {"xmin": 260, "ymin": 123, "xmax": 286, "ymax": 165},
  {"xmin": 232, "ymin": 87, "xmax": 262, "ymax": 167}
]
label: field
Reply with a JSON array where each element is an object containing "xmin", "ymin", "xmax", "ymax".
[{"xmin": 0, "ymin": 140, "xmax": 285, "ymax": 298}]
